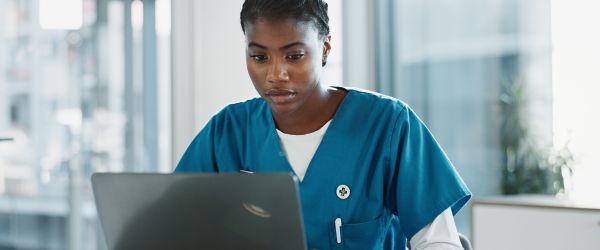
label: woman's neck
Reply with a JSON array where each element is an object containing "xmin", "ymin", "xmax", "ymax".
[{"xmin": 273, "ymin": 86, "xmax": 346, "ymax": 135}]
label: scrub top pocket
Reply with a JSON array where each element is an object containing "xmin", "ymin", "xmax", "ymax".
[{"xmin": 330, "ymin": 215, "xmax": 386, "ymax": 250}]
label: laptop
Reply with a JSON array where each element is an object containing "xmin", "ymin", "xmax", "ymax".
[{"xmin": 91, "ymin": 172, "xmax": 307, "ymax": 250}]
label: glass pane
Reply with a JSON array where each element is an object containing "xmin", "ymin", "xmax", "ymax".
[
  {"xmin": 0, "ymin": 0, "xmax": 171, "ymax": 249},
  {"xmin": 385, "ymin": 0, "xmax": 552, "ymax": 236}
]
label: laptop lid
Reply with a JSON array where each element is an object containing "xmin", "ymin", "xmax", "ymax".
[{"xmin": 92, "ymin": 172, "xmax": 307, "ymax": 250}]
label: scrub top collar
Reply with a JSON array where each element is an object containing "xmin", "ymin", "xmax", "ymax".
[{"xmin": 265, "ymin": 86, "xmax": 354, "ymax": 184}]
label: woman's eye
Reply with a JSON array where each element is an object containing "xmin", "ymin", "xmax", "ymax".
[
  {"xmin": 250, "ymin": 55, "xmax": 268, "ymax": 63},
  {"xmin": 286, "ymin": 54, "xmax": 304, "ymax": 61}
]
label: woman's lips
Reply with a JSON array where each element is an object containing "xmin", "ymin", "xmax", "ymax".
[{"xmin": 265, "ymin": 89, "xmax": 296, "ymax": 104}]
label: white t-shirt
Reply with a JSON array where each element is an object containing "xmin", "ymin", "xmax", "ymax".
[
  {"xmin": 276, "ymin": 120, "xmax": 331, "ymax": 181},
  {"xmin": 276, "ymin": 121, "xmax": 463, "ymax": 249}
]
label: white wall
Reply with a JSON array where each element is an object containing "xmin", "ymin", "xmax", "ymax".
[
  {"xmin": 192, "ymin": 0, "xmax": 256, "ymax": 126},
  {"xmin": 172, "ymin": 0, "xmax": 256, "ymax": 166},
  {"xmin": 342, "ymin": 0, "xmax": 375, "ymax": 90}
]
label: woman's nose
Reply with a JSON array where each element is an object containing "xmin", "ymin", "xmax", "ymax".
[{"xmin": 266, "ymin": 60, "xmax": 289, "ymax": 83}]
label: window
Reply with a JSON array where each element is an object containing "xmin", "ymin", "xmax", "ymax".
[
  {"xmin": 374, "ymin": 0, "xmax": 553, "ymax": 236},
  {"xmin": 0, "ymin": 0, "xmax": 171, "ymax": 249}
]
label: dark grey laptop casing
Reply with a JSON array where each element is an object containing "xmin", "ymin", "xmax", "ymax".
[{"xmin": 92, "ymin": 173, "xmax": 307, "ymax": 250}]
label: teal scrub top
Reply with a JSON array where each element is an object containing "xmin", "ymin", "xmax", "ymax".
[{"xmin": 175, "ymin": 88, "xmax": 471, "ymax": 249}]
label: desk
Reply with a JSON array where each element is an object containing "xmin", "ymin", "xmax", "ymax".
[{"xmin": 472, "ymin": 195, "xmax": 600, "ymax": 250}]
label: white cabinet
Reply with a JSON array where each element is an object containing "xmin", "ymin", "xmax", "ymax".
[{"xmin": 472, "ymin": 195, "xmax": 600, "ymax": 250}]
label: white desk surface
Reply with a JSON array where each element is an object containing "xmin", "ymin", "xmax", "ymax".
[{"xmin": 473, "ymin": 194, "xmax": 600, "ymax": 211}]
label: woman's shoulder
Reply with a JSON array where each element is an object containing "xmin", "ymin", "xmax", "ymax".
[
  {"xmin": 208, "ymin": 97, "xmax": 269, "ymax": 126},
  {"xmin": 342, "ymin": 87, "xmax": 409, "ymax": 114}
]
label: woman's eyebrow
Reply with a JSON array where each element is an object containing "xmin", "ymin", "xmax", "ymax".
[
  {"xmin": 248, "ymin": 42, "xmax": 267, "ymax": 49},
  {"xmin": 280, "ymin": 41, "xmax": 305, "ymax": 50},
  {"xmin": 247, "ymin": 41, "xmax": 306, "ymax": 50}
]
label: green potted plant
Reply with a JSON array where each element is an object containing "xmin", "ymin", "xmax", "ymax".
[{"xmin": 499, "ymin": 78, "xmax": 574, "ymax": 195}]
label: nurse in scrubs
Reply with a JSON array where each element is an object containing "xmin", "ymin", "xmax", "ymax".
[{"xmin": 175, "ymin": 0, "xmax": 471, "ymax": 249}]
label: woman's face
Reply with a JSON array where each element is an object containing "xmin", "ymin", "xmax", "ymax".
[{"xmin": 244, "ymin": 18, "xmax": 331, "ymax": 116}]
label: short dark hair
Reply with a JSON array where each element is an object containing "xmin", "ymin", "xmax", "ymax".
[{"xmin": 240, "ymin": 0, "xmax": 330, "ymax": 39}]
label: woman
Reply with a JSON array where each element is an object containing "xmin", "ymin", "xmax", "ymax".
[{"xmin": 176, "ymin": 0, "xmax": 471, "ymax": 249}]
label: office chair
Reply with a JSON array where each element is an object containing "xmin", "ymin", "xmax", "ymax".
[{"xmin": 459, "ymin": 233, "xmax": 473, "ymax": 250}]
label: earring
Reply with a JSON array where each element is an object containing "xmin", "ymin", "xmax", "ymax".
[{"xmin": 322, "ymin": 55, "xmax": 328, "ymax": 66}]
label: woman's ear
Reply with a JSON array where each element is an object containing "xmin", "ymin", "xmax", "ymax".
[{"xmin": 322, "ymin": 34, "xmax": 332, "ymax": 66}]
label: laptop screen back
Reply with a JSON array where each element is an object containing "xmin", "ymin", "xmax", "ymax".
[{"xmin": 92, "ymin": 173, "xmax": 307, "ymax": 250}]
